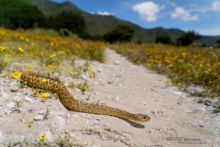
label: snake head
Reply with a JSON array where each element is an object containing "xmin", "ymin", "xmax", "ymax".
[{"xmin": 134, "ymin": 114, "xmax": 150, "ymax": 122}]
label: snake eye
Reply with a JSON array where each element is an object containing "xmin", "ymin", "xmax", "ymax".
[{"xmin": 142, "ymin": 114, "xmax": 150, "ymax": 120}]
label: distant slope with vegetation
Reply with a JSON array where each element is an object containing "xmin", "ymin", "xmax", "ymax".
[
  {"xmin": 16, "ymin": 0, "xmax": 219, "ymax": 45},
  {"xmin": 24, "ymin": 0, "xmax": 185, "ymax": 43}
]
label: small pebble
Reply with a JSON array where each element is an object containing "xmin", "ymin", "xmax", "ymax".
[
  {"xmin": 141, "ymin": 101, "xmax": 147, "ymax": 105},
  {"xmin": 34, "ymin": 115, "xmax": 44, "ymax": 121},
  {"xmin": 204, "ymin": 100, "xmax": 212, "ymax": 106},
  {"xmin": 7, "ymin": 102, "xmax": 16, "ymax": 108},
  {"xmin": 25, "ymin": 97, "xmax": 35, "ymax": 103},
  {"xmin": 174, "ymin": 91, "xmax": 182, "ymax": 95},
  {"xmin": 70, "ymin": 133, "xmax": 76, "ymax": 137},
  {"xmin": 199, "ymin": 124, "xmax": 204, "ymax": 128},
  {"xmin": 115, "ymin": 96, "xmax": 120, "ymax": 101},
  {"xmin": 114, "ymin": 61, "xmax": 120, "ymax": 65},
  {"xmin": 10, "ymin": 88, "xmax": 18, "ymax": 92},
  {"xmin": 197, "ymin": 98, "xmax": 204, "ymax": 103}
]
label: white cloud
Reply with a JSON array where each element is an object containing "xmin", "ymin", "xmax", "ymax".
[
  {"xmin": 171, "ymin": 7, "xmax": 198, "ymax": 21},
  {"xmin": 212, "ymin": 1, "xmax": 220, "ymax": 11},
  {"xmin": 97, "ymin": 11, "xmax": 112, "ymax": 16},
  {"xmin": 132, "ymin": 1, "xmax": 161, "ymax": 22}
]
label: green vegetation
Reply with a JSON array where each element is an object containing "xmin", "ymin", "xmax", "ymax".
[
  {"xmin": 52, "ymin": 11, "xmax": 86, "ymax": 36},
  {"xmin": 0, "ymin": 0, "xmax": 47, "ymax": 29},
  {"xmin": 176, "ymin": 31, "xmax": 201, "ymax": 46},
  {"xmin": 156, "ymin": 35, "xmax": 173, "ymax": 44},
  {"xmin": 216, "ymin": 38, "xmax": 220, "ymax": 47},
  {"xmin": 104, "ymin": 24, "xmax": 135, "ymax": 43}
]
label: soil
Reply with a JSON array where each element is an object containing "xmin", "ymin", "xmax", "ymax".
[{"xmin": 0, "ymin": 48, "xmax": 219, "ymax": 147}]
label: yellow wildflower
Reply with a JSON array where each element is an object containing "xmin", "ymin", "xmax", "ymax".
[
  {"xmin": 27, "ymin": 65, "xmax": 32, "ymax": 71},
  {"xmin": 88, "ymin": 65, "xmax": 93, "ymax": 70},
  {"xmin": 48, "ymin": 65, "xmax": 56, "ymax": 71},
  {"xmin": 4, "ymin": 57, "xmax": 8, "ymax": 61},
  {"xmin": 18, "ymin": 47, "xmax": 24, "ymax": 52},
  {"xmin": 3, "ymin": 74, "xmax": 8, "ymax": 80},
  {"xmin": 34, "ymin": 89, "xmax": 39, "ymax": 96},
  {"xmin": 27, "ymin": 123, "xmax": 32, "ymax": 128},
  {"xmin": 41, "ymin": 78, "xmax": 47, "ymax": 83},
  {"xmin": 50, "ymin": 53, "xmax": 56, "ymax": 58},
  {"xmin": 0, "ymin": 46, "xmax": 5, "ymax": 52},
  {"xmin": 69, "ymin": 71, "xmax": 73, "ymax": 76},
  {"xmin": 60, "ymin": 50, "xmax": 65, "ymax": 54},
  {"xmin": 177, "ymin": 82, "xmax": 181, "ymax": 86},
  {"xmin": 11, "ymin": 72, "xmax": 22, "ymax": 79},
  {"xmin": 42, "ymin": 93, "xmax": 48, "ymax": 101},
  {"xmin": 84, "ymin": 86, "xmax": 88, "ymax": 91},
  {"xmin": 76, "ymin": 43, "xmax": 80, "ymax": 49},
  {"xmin": 89, "ymin": 71, "xmax": 94, "ymax": 78},
  {"xmin": 25, "ymin": 38, "xmax": 30, "ymax": 43},
  {"xmin": 182, "ymin": 52, "xmax": 186, "ymax": 57},
  {"xmin": 39, "ymin": 135, "xmax": 46, "ymax": 141}
]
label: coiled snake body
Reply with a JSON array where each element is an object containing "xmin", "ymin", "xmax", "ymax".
[{"xmin": 21, "ymin": 71, "xmax": 150, "ymax": 122}]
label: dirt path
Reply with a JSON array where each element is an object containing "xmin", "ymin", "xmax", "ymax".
[{"xmin": 0, "ymin": 48, "xmax": 219, "ymax": 147}]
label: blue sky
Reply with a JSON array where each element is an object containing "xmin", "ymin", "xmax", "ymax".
[{"xmin": 52, "ymin": 0, "xmax": 220, "ymax": 36}]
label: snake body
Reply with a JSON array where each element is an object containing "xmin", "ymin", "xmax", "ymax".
[{"xmin": 21, "ymin": 71, "xmax": 150, "ymax": 122}]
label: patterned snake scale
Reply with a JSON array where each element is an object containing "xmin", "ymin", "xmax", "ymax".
[{"xmin": 21, "ymin": 71, "xmax": 150, "ymax": 122}]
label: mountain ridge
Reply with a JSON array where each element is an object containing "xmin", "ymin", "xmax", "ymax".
[{"xmin": 25, "ymin": 0, "xmax": 219, "ymax": 45}]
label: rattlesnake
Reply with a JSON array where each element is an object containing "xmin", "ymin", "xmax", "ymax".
[{"xmin": 21, "ymin": 71, "xmax": 150, "ymax": 122}]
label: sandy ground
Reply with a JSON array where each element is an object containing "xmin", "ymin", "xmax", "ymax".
[{"xmin": 0, "ymin": 48, "xmax": 219, "ymax": 147}]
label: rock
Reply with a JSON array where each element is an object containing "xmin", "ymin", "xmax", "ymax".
[
  {"xmin": 213, "ymin": 109, "xmax": 220, "ymax": 114},
  {"xmin": 67, "ymin": 114, "xmax": 71, "ymax": 119},
  {"xmin": 52, "ymin": 116, "xmax": 66, "ymax": 129},
  {"xmin": 25, "ymin": 97, "xmax": 35, "ymax": 103},
  {"xmin": 199, "ymin": 124, "xmax": 204, "ymax": 128},
  {"xmin": 7, "ymin": 102, "xmax": 16, "ymax": 108},
  {"xmin": 174, "ymin": 91, "xmax": 182, "ymax": 95},
  {"xmin": 192, "ymin": 86, "xmax": 205, "ymax": 94},
  {"xmin": 196, "ymin": 107, "xmax": 206, "ymax": 112},
  {"xmin": 192, "ymin": 120, "xmax": 198, "ymax": 125},
  {"xmin": 73, "ymin": 114, "xmax": 79, "ymax": 118},
  {"xmin": 10, "ymin": 88, "xmax": 19, "ymax": 92},
  {"xmin": 2, "ymin": 93, "xmax": 9, "ymax": 99},
  {"xmin": 160, "ymin": 109, "xmax": 165, "ymax": 113},
  {"xmin": 212, "ymin": 102, "xmax": 220, "ymax": 108},
  {"xmin": 197, "ymin": 98, "xmax": 204, "ymax": 103},
  {"xmin": 97, "ymin": 68, "xmax": 102, "ymax": 72},
  {"xmin": 140, "ymin": 101, "xmax": 147, "ymax": 105},
  {"xmin": 51, "ymin": 111, "xmax": 65, "ymax": 117},
  {"xmin": 185, "ymin": 109, "xmax": 193, "ymax": 113},
  {"xmin": 204, "ymin": 100, "xmax": 212, "ymax": 106},
  {"xmin": 159, "ymin": 128, "xmax": 165, "ymax": 132},
  {"xmin": 0, "ymin": 132, "xmax": 4, "ymax": 140},
  {"xmin": 4, "ymin": 109, "xmax": 12, "ymax": 115},
  {"xmin": 34, "ymin": 115, "xmax": 44, "ymax": 121},
  {"xmin": 115, "ymin": 96, "xmax": 120, "ymax": 102},
  {"xmin": 38, "ymin": 110, "xmax": 45, "ymax": 114},
  {"xmin": 74, "ymin": 88, "xmax": 81, "ymax": 93},
  {"xmin": 70, "ymin": 133, "xmax": 76, "ymax": 138},
  {"xmin": 45, "ymin": 131, "xmax": 52, "ymax": 141},
  {"xmin": 81, "ymin": 75, "xmax": 88, "ymax": 81},
  {"xmin": 114, "ymin": 61, "xmax": 120, "ymax": 65},
  {"xmin": 151, "ymin": 110, "xmax": 157, "ymax": 114},
  {"xmin": 27, "ymin": 133, "xmax": 34, "ymax": 139}
]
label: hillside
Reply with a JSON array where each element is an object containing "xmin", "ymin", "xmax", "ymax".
[{"xmin": 25, "ymin": 0, "xmax": 219, "ymax": 45}]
